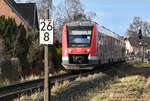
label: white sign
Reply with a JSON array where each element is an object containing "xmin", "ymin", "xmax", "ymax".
[{"xmin": 40, "ymin": 19, "xmax": 53, "ymax": 45}]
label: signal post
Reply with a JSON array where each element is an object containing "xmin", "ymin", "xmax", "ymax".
[
  {"xmin": 40, "ymin": 8, "xmax": 53, "ymax": 101},
  {"xmin": 138, "ymin": 29, "xmax": 146, "ymax": 63}
]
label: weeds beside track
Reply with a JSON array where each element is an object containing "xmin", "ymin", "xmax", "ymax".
[{"xmin": 0, "ymin": 73, "xmax": 79, "ymax": 101}]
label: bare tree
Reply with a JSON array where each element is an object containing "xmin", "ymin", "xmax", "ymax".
[
  {"xmin": 53, "ymin": 0, "xmax": 96, "ymax": 41},
  {"xmin": 15, "ymin": 0, "xmax": 22, "ymax": 2},
  {"xmin": 143, "ymin": 21, "xmax": 150, "ymax": 35},
  {"xmin": 129, "ymin": 17, "xmax": 143, "ymax": 33},
  {"xmin": 23, "ymin": 0, "xmax": 96, "ymax": 42},
  {"xmin": 125, "ymin": 16, "xmax": 150, "ymax": 38},
  {"xmin": 36, "ymin": 0, "xmax": 52, "ymax": 19}
]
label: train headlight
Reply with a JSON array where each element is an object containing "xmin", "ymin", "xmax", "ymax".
[
  {"xmin": 69, "ymin": 49, "xmax": 71, "ymax": 52},
  {"xmin": 69, "ymin": 49, "xmax": 73, "ymax": 53},
  {"xmin": 87, "ymin": 49, "xmax": 90, "ymax": 52}
]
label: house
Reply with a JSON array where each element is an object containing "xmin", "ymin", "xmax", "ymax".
[
  {"xmin": 0, "ymin": 0, "xmax": 39, "ymax": 74},
  {"xmin": 0, "ymin": 0, "xmax": 38, "ymax": 30},
  {"xmin": 125, "ymin": 37, "xmax": 150, "ymax": 56}
]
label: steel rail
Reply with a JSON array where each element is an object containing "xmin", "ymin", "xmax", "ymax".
[{"xmin": 0, "ymin": 73, "xmax": 79, "ymax": 101}]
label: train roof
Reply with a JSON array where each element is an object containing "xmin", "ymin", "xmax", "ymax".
[
  {"xmin": 66, "ymin": 20, "xmax": 96, "ymax": 26},
  {"xmin": 66, "ymin": 21, "xmax": 123, "ymax": 41},
  {"xmin": 98, "ymin": 26, "xmax": 123, "ymax": 41}
]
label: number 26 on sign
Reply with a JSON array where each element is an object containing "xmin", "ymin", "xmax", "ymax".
[{"xmin": 40, "ymin": 19, "xmax": 53, "ymax": 45}]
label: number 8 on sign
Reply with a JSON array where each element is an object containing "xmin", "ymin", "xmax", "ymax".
[
  {"xmin": 40, "ymin": 19, "xmax": 53, "ymax": 45},
  {"xmin": 44, "ymin": 32, "xmax": 49, "ymax": 41}
]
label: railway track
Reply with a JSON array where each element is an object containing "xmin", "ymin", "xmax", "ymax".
[
  {"xmin": 0, "ymin": 73, "xmax": 79, "ymax": 101},
  {"xmin": 0, "ymin": 63, "xmax": 123, "ymax": 101}
]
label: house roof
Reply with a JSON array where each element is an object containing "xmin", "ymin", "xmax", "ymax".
[
  {"xmin": 16, "ymin": 3, "xmax": 38, "ymax": 28},
  {"xmin": 128, "ymin": 37, "xmax": 150, "ymax": 48},
  {"xmin": 4, "ymin": 0, "xmax": 38, "ymax": 29}
]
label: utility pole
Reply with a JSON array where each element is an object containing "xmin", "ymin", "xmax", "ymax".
[
  {"xmin": 142, "ymin": 43, "xmax": 144, "ymax": 63},
  {"xmin": 44, "ymin": 8, "xmax": 50, "ymax": 101},
  {"xmin": 39, "ymin": 1, "xmax": 53, "ymax": 101},
  {"xmin": 138, "ymin": 29, "xmax": 143, "ymax": 63}
]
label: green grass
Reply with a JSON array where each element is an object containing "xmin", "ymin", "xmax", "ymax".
[{"xmin": 80, "ymin": 63, "xmax": 150, "ymax": 101}]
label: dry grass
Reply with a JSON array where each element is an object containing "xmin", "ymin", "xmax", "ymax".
[
  {"xmin": 1, "ymin": 69, "xmax": 67, "ymax": 87},
  {"xmin": 0, "ymin": 75, "xmax": 12, "ymax": 87},
  {"xmin": 14, "ymin": 95, "xmax": 32, "ymax": 101},
  {"xmin": 52, "ymin": 80, "xmax": 71, "ymax": 94},
  {"xmin": 57, "ymin": 70, "xmax": 67, "ymax": 75},
  {"xmin": 80, "ymin": 63, "xmax": 150, "ymax": 101},
  {"xmin": 76, "ymin": 73, "xmax": 102, "ymax": 82},
  {"xmin": 20, "ymin": 75, "xmax": 41, "ymax": 82},
  {"xmin": 14, "ymin": 79, "xmax": 72, "ymax": 101},
  {"xmin": 52, "ymin": 73, "xmax": 101, "ymax": 95},
  {"xmin": 13, "ymin": 63, "xmax": 150, "ymax": 101},
  {"xmin": 14, "ymin": 72, "xmax": 107, "ymax": 101},
  {"xmin": 14, "ymin": 91, "xmax": 43, "ymax": 101},
  {"xmin": 0, "ymin": 74, "xmax": 42, "ymax": 88},
  {"xmin": 2, "ymin": 78, "xmax": 11, "ymax": 86},
  {"xmin": 49, "ymin": 70, "xmax": 67, "ymax": 77}
]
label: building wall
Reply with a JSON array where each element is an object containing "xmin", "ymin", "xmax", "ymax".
[
  {"xmin": 133, "ymin": 47, "xmax": 140, "ymax": 55},
  {"xmin": 125, "ymin": 40, "xmax": 133, "ymax": 54},
  {"xmin": 0, "ymin": 0, "xmax": 28, "ymax": 30}
]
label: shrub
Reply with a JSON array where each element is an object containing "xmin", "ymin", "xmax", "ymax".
[{"xmin": 1, "ymin": 58, "xmax": 20, "ymax": 80}]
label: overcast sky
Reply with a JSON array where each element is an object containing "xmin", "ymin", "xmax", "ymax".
[{"xmin": 17, "ymin": 0, "xmax": 150, "ymax": 36}]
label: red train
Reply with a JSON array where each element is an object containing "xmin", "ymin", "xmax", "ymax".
[{"xmin": 62, "ymin": 21, "xmax": 125, "ymax": 70}]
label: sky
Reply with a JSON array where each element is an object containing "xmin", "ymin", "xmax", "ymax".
[
  {"xmin": 18, "ymin": 0, "xmax": 150, "ymax": 36},
  {"xmin": 80, "ymin": 0, "xmax": 150, "ymax": 36}
]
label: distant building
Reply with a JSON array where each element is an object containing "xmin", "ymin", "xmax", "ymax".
[
  {"xmin": 125, "ymin": 37, "xmax": 150, "ymax": 55},
  {"xmin": 0, "ymin": 0, "xmax": 38, "ymax": 31}
]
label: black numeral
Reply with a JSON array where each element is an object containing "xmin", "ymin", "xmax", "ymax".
[
  {"xmin": 44, "ymin": 32, "xmax": 49, "ymax": 41},
  {"xmin": 41, "ymin": 22, "xmax": 46, "ymax": 31},
  {"xmin": 41, "ymin": 21, "xmax": 53, "ymax": 31},
  {"xmin": 47, "ymin": 22, "xmax": 53, "ymax": 31}
]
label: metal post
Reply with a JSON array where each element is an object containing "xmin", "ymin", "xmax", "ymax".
[
  {"xmin": 44, "ymin": 8, "xmax": 50, "ymax": 101},
  {"xmin": 143, "ymin": 45, "xmax": 145, "ymax": 62},
  {"xmin": 142, "ymin": 45, "xmax": 144, "ymax": 63}
]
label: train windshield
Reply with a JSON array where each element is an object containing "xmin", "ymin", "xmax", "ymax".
[{"xmin": 67, "ymin": 26, "xmax": 93, "ymax": 47}]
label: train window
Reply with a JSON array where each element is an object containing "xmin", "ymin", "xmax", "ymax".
[
  {"xmin": 69, "ymin": 35, "xmax": 91, "ymax": 43},
  {"xmin": 67, "ymin": 26, "xmax": 93, "ymax": 47}
]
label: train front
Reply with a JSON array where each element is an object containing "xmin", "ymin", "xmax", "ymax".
[{"xmin": 62, "ymin": 21, "xmax": 98, "ymax": 70}]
